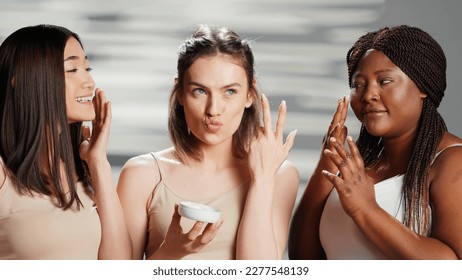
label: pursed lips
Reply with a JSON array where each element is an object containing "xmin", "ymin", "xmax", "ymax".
[{"xmin": 204, "ymin": 119, "xmax": 223, "ymax": 131}]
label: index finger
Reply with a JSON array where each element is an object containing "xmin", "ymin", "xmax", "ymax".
[{"xmin": 331, "ymin": 96, "xmax": 348, "ymax": 127}]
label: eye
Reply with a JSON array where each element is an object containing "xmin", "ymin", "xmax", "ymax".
[
  {"xmin": 380, "ymin": 78, "xmax": 392, "ymax": 85},
  {"xmin": 66, "ymin": 68, "xmax": 78, "ymax": 73},
  {"xmin": 86, "ymin": 67, "xmax": 93, "ymax": 72},
  {"xmin": 193, "ymin": 88, "xmax": 206, "ymax": 95},
  {"xmin": 351, "ymin": 81, "xmax": 364, "ymax": 89},
  {"xmin": 225, "ymin": 89, "xmax": 237, "ymax": 96}
]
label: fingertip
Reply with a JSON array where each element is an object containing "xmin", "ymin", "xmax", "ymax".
[{"xmin": 292, "ymin": 129, "xmax": 298, "ymax": 137}]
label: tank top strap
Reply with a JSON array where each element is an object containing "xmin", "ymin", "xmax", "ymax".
[
  {"xmin": 149, "ymin": 152, "xmax": 164, "ymax": 184},
  {"xmin": 431, "ymin": 143, "xmax": 462, "ymax": 165}
]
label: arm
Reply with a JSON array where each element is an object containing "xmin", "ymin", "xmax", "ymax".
[
  {"xmin": 79, "ymin": 89, "xmax": 131, "ymax": 259},
  {"xmin": 323, "ymin": 137, "xmax": 462, "ymax": 259},
  {"xmin": 116, "ymin": 154, "xmax": 158, "ymax": 259},
  {"xmin": 117, "ymin": 153, "xmax": 222, "ymax": 260},
  {"xmin": 236, "ymin": 94, "xmax": 298, "ymax": 259},
  {"xmin": 288, "ymin": 97, "xmax": 348, "ymax": 260}
]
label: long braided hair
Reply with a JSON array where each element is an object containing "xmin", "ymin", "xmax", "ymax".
[{"xmin": 346, "ymin": 25, "xmax": 447, "ymax": 235}]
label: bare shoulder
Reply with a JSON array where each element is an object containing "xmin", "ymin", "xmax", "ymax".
[
  {"xmin": 117, "ymin": 148, "xmax": 176, "ymax": 193},
  {"xmin": 277, "ymin": 160, "xmax": 299, "ymax": 177},
  {"xmin": 276, "ymin": 160, "xmax": 300, "ymax": 190},
  {"xmin": 430, "ymin": 132, "xmax": 462, "ymax": 191},
  {"xmin": 122, "ymin": 148, "xmax": 175, "ymax": 173},
  {"xmin": 432, "ymin": 132, "xmax": 462, "ymax": 171}
]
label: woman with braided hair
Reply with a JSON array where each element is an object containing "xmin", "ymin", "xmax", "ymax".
[{"xmin": 289, "ymin": 25, "xmax": 462, "ymax": 259}]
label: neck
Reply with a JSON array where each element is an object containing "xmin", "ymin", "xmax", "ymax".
[{"xmin": 378, "ymin": 132, "xmax": 417, "ymax": 175}]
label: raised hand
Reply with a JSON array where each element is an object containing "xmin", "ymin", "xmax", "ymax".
[
  {"xmin": 79, "ymin": 88, "xmax": 111, "ymax": 164},
  {"xmin": 320, "ymin": 96, "xmax": 349, "ymax": 172},
  {"xmin": 154, "ymin": 204, "xmax": 223, "ymax": 259},
  {"xmin": 248, "ymin": 93, "xmax": 297, "ymax": 179},
  {"xmin": 321, "ymin": 136, "xmax": 377, "ymax": 218}
]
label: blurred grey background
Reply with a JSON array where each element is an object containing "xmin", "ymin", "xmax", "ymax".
[{"xmin": 1, "ymin": 0, "xmax": 461, "ymax": 204}]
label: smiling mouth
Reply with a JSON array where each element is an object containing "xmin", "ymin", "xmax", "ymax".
[{"xmin": 75, "ymin": 96, "xmax": 93, "ymax": 103}]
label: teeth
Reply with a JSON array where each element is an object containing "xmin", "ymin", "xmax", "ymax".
[{"xmin": 76, "ymin": 96, "xmax": 93, "ymax": 103}]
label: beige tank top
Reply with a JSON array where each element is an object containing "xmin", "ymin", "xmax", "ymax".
[
  {"xmin": 145, "ymin": 153, "xmax": 249, "ymax": 259},
  {"xmin": 0, "ymin": 166, "xmax": 101, "ymax": 259}
]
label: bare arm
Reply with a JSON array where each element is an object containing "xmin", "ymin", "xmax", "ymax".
[
  {"xmin": 288, "ymin": 97, "xmax": 348, "ymax": 260},
  {"xmin": 80, "ymin": 89, "xmax": 132, "ymax": 259},
  {"xmin": 236, "ymin": 94, "xmax": 298, "ymax": 259},
  {"xmin": 117, "ymin": 154, "xmax": 157, "ymax": 259},
  {"xmin": 323, "ymin": 136, "xmax": 462, "ymax": 259},
  {"xmin": 117, "ymin": 153, "xmax": 222, "ymax": 260}
]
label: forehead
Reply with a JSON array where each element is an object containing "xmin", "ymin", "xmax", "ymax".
[
  {"xmin": 358, "ymin": 49, "xmax": 396, "ymax": 68},
  {"xmin": 64, "ymin": 37, "xmax": 85, "ymax": 58},
  {"xmin": 185, "ymin": 54, "xmax": 248, "ymax": 82}
]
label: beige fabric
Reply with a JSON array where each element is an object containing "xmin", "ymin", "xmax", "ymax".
[
  {"xmin": 0, "ymin": 172, "xmax": 101, "ymax": 260},
  {"xmin": 145, "ymin": 153, "xmax": 248, "ymax": 260}
]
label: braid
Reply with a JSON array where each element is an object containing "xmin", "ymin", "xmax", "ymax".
[
  {"xmin": 347, "ymin": 25, "xmax": 448, "ymax": 235},
  {"xmin": 403, "ymin": 99, "xmax": 447, "ymax": 235}
]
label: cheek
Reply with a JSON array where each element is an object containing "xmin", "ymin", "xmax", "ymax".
[{"xmin": 349, "ymin": 95, "xmax": 363, "ymax": 120}]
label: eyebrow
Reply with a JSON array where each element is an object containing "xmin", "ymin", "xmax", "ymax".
[
  {"xmin": 64, "ymin": 55, "xmax": 89, "ymax": 62},
  {"xmin": 187, "ymin": 81, "xmax": 243, "ymax": 89},
  {"xmin": 352, "ymin": 68, "xmax": 395, "ymax": 79}
]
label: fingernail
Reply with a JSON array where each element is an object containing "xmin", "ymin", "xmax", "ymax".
[
  {"xmin": 215, "ymin": 220, "xmax": 223, "ymax": 229},
  {"xmin": 281, "ymin": 100, "xmax": 286, "ymax": 106},
  {"xmin": 347, "ymin": 136, "xmax": 354, "ymax": 142},
  {"xmin": 330, "ymin": 137, "xmax": 336, "ymax": 142}
]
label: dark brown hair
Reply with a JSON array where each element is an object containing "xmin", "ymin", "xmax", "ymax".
[
  {"xmin": 346, "ymin": 25, "xmax": 447, "ymax": 235},
  {"xmin": 0, "ymin": 24, "xmax": 91, "ymax": 209},
  {"xmin": 168, "ymin": 25, "xmax": 261, "ymax": 162}
]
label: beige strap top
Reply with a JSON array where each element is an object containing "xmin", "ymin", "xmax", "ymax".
[
  {"xmin": 0, "ymin": 161, "xmax": 101, "ymax": 259},
  {"xmin": 145, "ymin": 153, "xmax": 249, "ymax": 260}
]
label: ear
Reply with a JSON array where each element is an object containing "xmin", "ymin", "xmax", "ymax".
[
  {"xmin": 419, "ymin": 91, "xmax": 427, "ymax": 99},
  {"xmin": 245, "ymin": 79, "xmax": 256, "ymax": 108}
]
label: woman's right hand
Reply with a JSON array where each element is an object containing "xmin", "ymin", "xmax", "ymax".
[
  {"xmin": 320, "ymin": 96, "xmax": 349, "ymax": 171},
  {"xmin": 151, "ymin": 204, "xmax": 223, "ymax": 260}
]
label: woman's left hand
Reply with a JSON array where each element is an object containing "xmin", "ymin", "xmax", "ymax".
[
  {"xmin": 79, "ymin": 88, "xmax": 112, "ymax": 164},
  {"xmin": 248, "ymin": 94, "xmax": 297, "ymax": 179},
  {"xmin": 321, "ymin": 136, "xmax": 378, "ymax": 218}
]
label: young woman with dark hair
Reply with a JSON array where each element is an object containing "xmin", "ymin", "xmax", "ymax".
[{"xmin": 0, "ymin": 24, "xmax": 131, "ymax": 259}]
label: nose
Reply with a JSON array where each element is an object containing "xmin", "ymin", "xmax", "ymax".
[
  {"xmin": 81, "ymin": 71, "xmax": 95, "ymax": 91},
  {"xmin": 206, "ymin": 93, "xmax": 223, "ymax": 117},
  {"xmin": 361, "ymin": 83, "xmax": 380, "ymax": 102}
]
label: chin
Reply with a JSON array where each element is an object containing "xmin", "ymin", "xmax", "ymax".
[{"xmin": 68, "ymin": 113, "xmax": 96, "ymax": 123}]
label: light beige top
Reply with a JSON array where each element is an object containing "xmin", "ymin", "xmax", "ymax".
[
  {"xmin": 145, "ymin": 153, "xmax": 249, "ymax": 260},
  {"xmin": 0, "ymin": 166, "xmax": 101, "ymax": 259}
]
